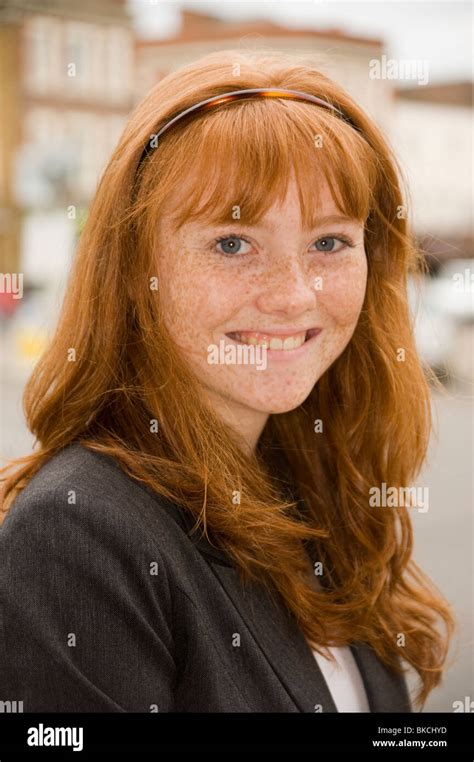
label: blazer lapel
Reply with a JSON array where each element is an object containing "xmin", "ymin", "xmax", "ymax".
[
  {"xmin": 192, "ymin": 529, "xmax": 412, "ymax": 714},
  {"xmin": 161, "ymin": 498, "xmax": 409, "ymax": 714},
  {"xmin": 171, "ymin": 507, "xmax": 338, "ymax": 711},
  {"xmin": 350, "ymin": 642, "xmax": 412, "ymax": 712},
  {"xmin": 204, "ymin": 559, "xmax": 338, "ymax": 713}
]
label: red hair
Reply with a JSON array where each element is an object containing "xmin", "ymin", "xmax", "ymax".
[{"xmin": 0, "ymin": 50, "xmax": 454, "ymax": 707}]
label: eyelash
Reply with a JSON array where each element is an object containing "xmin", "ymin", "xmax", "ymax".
[{"xmin": 213, "ymin": 233, "xmax": 356, "ymax": 257}]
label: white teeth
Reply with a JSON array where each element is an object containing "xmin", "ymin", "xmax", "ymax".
[
  {"xmin": 269, "ymin": 337, "xmax": 283, "ymax": 350},
  {"xmin": 232, "ymin": 332, "xmax": 306, "ymax": 350},
  {"xmin": 283, "ymin": 336, "xmax": 301, "ymax": 350}
]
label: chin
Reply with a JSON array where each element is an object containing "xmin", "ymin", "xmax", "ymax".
[{"xmin": 246, "ymin": 389, "xmax": 315, "ymax": 415}]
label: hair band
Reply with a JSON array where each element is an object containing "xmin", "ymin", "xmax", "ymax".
[{"xmin": 136, "ymin": 87, "xmax": 360, "ymax": 169}]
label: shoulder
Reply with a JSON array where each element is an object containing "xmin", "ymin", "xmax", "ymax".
[
  {"xmin": 0, "ymin": 442, "xmax": 192, "ymax": 581},
  {"xmin": 0, "ymin": 444, "xmax": 183, "ymax": 711},
  {"xmin": 3, "ymin": 440, "xmax": 184, "ymax": 527}
]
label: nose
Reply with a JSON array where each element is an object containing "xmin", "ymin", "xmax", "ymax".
[{"xmin": 255, "ymin": 257, "xmax": 318, "ymax": 318}]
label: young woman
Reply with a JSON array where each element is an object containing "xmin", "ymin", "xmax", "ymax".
[{"xmin": 0, "ymin": 50, "xmax": 453, "ymax": 713}]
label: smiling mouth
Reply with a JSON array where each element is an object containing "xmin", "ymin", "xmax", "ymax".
[{"xmin": 225, "ymin": 328, "xmax": 321, "ymax": 351}]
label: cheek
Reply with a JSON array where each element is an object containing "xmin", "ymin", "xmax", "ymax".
[
  {"xmin": 158, "ymin": 253, "xmax": 242, "ymax": 347},
  {"xmin": 319, "ymin": 255, "xmax": 368, "ymax": 325}
]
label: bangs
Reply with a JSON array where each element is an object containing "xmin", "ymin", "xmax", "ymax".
[{"xmin": 150, "ymin": 98, "xmax": 378, "ymax": 231}]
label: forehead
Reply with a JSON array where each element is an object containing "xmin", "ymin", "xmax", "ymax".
[
  {"xmin": 160, "ymin": 170, "xmax": 353, "ymax": 235},
  {"xmin": 252, "ymin": 176, "xmax": 343, "ymax": 226}
]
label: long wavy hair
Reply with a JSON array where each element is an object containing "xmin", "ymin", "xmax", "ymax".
[{"xmin": 0, "ymin": 50, "xmax": 454, "ymax": 706}]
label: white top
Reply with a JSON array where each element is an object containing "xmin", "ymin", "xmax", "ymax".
[{"xmin": 312, "ymin": 645, "xmax": 370, "ymax": 712}]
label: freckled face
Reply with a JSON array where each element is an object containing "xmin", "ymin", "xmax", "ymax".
[{"xmin": 155, "ymin": 176, "xmax": 367, "ymax": 416}]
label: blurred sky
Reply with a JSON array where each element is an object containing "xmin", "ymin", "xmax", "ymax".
[{"xmin": 128, "ymin": 0, "xmax": 472, "ymax": 83}]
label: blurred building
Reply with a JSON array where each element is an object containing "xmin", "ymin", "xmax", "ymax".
[
  {"xmin": 394, "ymin": 81, "xmax": 473, "ymax": 268},
  {"xmin": 0, "ymin": 0, "xmax": 135, "ymax": 278},
  {"xmin": 135, "ymin": 9, "xmax": 392, "ymax": 127}
]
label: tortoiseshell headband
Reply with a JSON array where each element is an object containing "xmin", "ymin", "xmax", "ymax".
[{"xmin": 136, "ymin": 87, "xmax": 360, "ymax": 169}]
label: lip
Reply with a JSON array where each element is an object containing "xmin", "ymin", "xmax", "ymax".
[
  {"xmin": 226, "ymin": 327, "xmax": 318, "ymax": 337},
  {"xmin": 223, "ymin": 327, "xmax": 322, "ymax": 361}
]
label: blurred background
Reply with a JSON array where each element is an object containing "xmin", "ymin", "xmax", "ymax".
[{"xmin": 0, "ymin": 0, "xmax": 472, "ymax": 712}]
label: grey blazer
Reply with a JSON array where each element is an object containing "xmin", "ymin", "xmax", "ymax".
[{"xmin": 0, "ymin": 442, "xmax": 411, "ymax": 713}]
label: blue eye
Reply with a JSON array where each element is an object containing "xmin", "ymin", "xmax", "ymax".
[
  {"xmin": 215, "ymin": 236, "xmax": 252, "ymax": 256},
  {"xmin": 314, "ymin": 237, "xmax": 351, "ymax": 253},
  {"xmin": 213, "ymin": 233, "xmax": 354, "ymax": 257}
]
